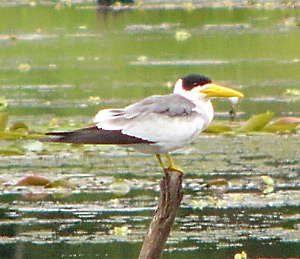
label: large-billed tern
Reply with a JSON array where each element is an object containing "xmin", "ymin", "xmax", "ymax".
[{"xmin": 41, "ymin": 74, "xmax": 243, "ymax": 172}]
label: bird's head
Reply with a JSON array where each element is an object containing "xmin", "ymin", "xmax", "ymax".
[{"xmin": 173, "ymin": 74, "xmax": 244, "ymax": 101}]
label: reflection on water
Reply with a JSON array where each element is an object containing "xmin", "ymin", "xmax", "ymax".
[{"xmin": 0, "ymin": 2, "xmax": 300, "ymax": 259}]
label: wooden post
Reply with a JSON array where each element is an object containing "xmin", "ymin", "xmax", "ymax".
[{"xmin": 138, "ymin": 168, "xmax": 183, "ymax": 259}]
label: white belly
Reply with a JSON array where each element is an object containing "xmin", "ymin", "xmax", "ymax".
[
  {"xmin": 124, "ymin": 122, "xmax": 206, "ymax": 154},
  {"xmin": 121, "ymin": 98, "xmax": 214, "ymax": 154}
]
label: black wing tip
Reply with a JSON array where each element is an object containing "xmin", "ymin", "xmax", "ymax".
[
  {"xmin": 38, "ymin": 127, "xmax": 154, "ymax": 145},
  {"xmin": 45, "ymin": 132, "xmax": 68, "ymax": 136},
  {"xmin": 38, "ymin": 131, "xmax": 72, "ymax": 143},
  {"xmin": 38, "ymin": 137, "xmax": 63, "ymax": 143}
]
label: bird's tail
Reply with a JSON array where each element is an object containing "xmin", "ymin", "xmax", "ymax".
[{"xmin": 39, "ymin": 126, "xmax": 152, "ymax": 145}]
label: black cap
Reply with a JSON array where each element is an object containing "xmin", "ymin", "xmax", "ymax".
[{"xmin": 182, "ymin": 74, "xmax": 212, "ymax": 91}]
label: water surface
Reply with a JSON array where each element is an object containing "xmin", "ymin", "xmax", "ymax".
[{"xmin": 0, "ymin": 1, "xmax": 300, "ymax": 259}]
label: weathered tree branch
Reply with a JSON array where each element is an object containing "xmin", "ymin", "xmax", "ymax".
[{"xmin": 138, "ymin": 168, "xmax": 183, "ymax": 259}]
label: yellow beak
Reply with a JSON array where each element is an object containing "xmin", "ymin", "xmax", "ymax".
[{"xmin": 200, "ymin": 83, "xmax": 244, "ymax": 98}]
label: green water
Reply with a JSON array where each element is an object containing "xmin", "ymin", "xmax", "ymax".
[
  {"xmin": 0, "ymin": 1, "xmax": 300, "ymax": 259},
  {"xmin": 1, "ymin": 3, "xmax": 300, "ymax": 117}
]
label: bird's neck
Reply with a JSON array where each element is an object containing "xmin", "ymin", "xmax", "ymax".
[
  {"xmin": 178, "ymin": 92, "xmax": 214, "ymax": 125},
  {"xmin": 173, "ymin": 79, "xmax": 214, "ymax": 124},
  {"xmin": 194, "ymin": 97, "xmax": 214, "ymax": 124}
]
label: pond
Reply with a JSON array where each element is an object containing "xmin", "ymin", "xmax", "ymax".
[{"xmin": 0, "ymin": 1, "xmax": 300, "ymax": 258}]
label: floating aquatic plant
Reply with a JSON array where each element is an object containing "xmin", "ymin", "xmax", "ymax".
[
  {"xmin": 175, "ymin": 30, "xmax": 191, "ymax": 41},
  {"xmin": 204, "ymin": 112, "xmax": 300, "ymax": 134},
  {"xmin": 16, "ymin": 175, "xmax": 52, "ymax": 187},
  {"xmin": 16, "ymin": 175, "xmax": 76, "ymax": 189},
  {"xmin": 261, "ymin": 175, "xmax": 275, "ymax": 194},
  {"xmin": 237, "ymin": 112, "xmax": 275, "ymax": 132},
  {"xmin": 0, "ymin": 112, "xmax": 8, "ymax": 131},
  {"xmin": 0, "ymin": 97, "xmax": 7, "ymax": 111},
  {"xmin": 18, "ymin": 63, "xmax": 31, "ymax": 73}
]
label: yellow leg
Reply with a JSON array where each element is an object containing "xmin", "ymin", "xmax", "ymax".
[
  {"xmin": 155, "ymin": 154, "xmax": 165, "ymax": 170},
  {"xmin": 165, "ymin": 154, "xmax": 182, "ymax": 172},
  {"xmin": 166, "ymin": 154, "xmax": 173, "ymax": 168},
  {"xmin": 156, "ymin": 154, "xmax": 183, "ymax": 173}
]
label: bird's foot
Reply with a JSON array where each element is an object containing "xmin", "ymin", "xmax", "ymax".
[
  {"xmin": 165, "ymin": 154, "xmax": 183, "ymax": 173},
  {"xmin": 155, "ymin": 154, "xmax": 184, "ymax": 174},
  {"xmin": 164, "ymin": 166, "xmax": 184, "ymax": 174}
]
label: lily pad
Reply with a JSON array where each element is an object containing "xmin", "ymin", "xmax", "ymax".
[
  {"xmin": 0, "ymin": 143, "xmax": 25, "ymax": 156},
  {"xmin": 0, "ymin": 112, "xmax": 8, "ymax": 131},
  {"xmin": 263, "ymin": 123, "xmax": 299, "ymax": 133},
  {"xmin": 205, "ymin": 178, "xmax": 228, "ymax": 187},
  {"xmin": 0, "ymin": 149, "xmax": 24, "ymax": 156},
  {"xmin": 205, "ymin": 123, "xmax": 233, "ymax": 134},
  {"xmin": 23, "ymin": 141, "xmax": 44, "ymax": 152},
  {"xmin": 272, "ymin": 117, "xmax": 300, "ymax": 125},
  {"xmin": 109, "ymin": 179, "xmax": 131, "ymax": 196},
  {"xmin": 113, "ymin": 226, "xmax": 130, "ymax": 236},
  {"xmin": 9, "ymin": 121, "xmax": 29, "ymax": 132},
  {"xmin": 46, "ymin": 179, "xmax": 77, "ymax": 189},
  {"xmin": 262, "ymin": 117, "xmax": 300, "ymax": 133},
  {"xmin": 285, "ymin": 88, "xmax": 300, "ymax": 96},
  {"xmin": 175, "ymin": 30, "xmax": 191, "ymax": 41},
  {"xmin": 16, "ymin": 175, "xmax": 52, "ymax": 187},
  {"xmin": 261, "ymin": 175, "xmax": 275, "ymax": 194},
  {"xmin": 0, "ymin": 97, "xmax": 7, "ymax": 111},
  {"xmin": 21, "ymin": 192, "xmax": 48, "ymax": 200},
  {"xmin": 237, "ymin": 112, "xmax": 275, "ymax": 132},
  {"xmin": 0, "ymin": 131, "xmax": 42, "ymax": 140}
]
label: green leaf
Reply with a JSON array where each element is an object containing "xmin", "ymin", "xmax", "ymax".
[
  {"xmin": 0, "ymin": 149, "xmax": 24, "ymax": 156},
  {"xmin": 0, "ymin": 112, "xmax": 8, "ymax": 131},
  {"xmin": 263, "ymin": 185, "xmax": 275, "ymax": 194},
  {"xmin": 46, "ymin": 179, "xmax": 77, "ymax": 189},
  {"xmin": 113, "ymin": 226, "xmax": 130, "ymax": 236},
  {"xmin": 237, "ymin": 112, "xmax": 275, "ymax": 132},
  {"xmin": 204, "ymin": 123, "xmax": 233, "ymax": 134},
  {"xmin": 285, "ymin": 88, "xmax": 300, "ymax": 96},
  {"xmin": 261, "ymin": 175, "xmax": 274, "ymax": 186},
  {"xmin": 0, "ymin": 143, "xmax": 25, "ymax": 156},
  {"xmin": 0, "ymin": 131, "xmax": 42, "ymax": 140},
  {"xmin": 9, "ymin": 121, "xmax": 29, "ymax": 132},
  {"xmin": 0, "ymin": 97, "xmax": 7, "ymax": 111}
]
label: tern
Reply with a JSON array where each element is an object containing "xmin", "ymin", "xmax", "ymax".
[{"xmin": 41, "ymin": 74, "xmax": 243, "ymax": 172}]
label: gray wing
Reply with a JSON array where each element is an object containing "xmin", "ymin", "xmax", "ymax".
[
  {"xmin": 123, "ymin": 94, "xmax": 196, "ymax": 118},
  {"xmin": 94, "ymin": 94, "xmax": 207, "ymax": 143}
]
